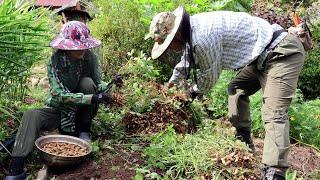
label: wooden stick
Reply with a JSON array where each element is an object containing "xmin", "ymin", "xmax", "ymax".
[{"xmin": 0, "ymin": 141, "xmax": 12, "ymax": 156}]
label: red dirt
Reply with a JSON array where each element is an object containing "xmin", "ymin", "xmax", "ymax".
[
  {"xmin": 41, "ymin": 139, "xmax": 320, "ymax": 180},
  {"xmin": 48, "ymin": 146, "xmax": 144, "ymax": 180},
  {"xmin": 254, "ymin": 138, "xmax": 320, "ymax": 178},
  {"xmin": 1, "ymin": 136, "xmax": 319, "ymax": 179}
]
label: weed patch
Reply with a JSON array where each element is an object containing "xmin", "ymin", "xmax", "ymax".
[{"xmin": 142, "ymin": 121, "xmax": 258, "ymax": 179}]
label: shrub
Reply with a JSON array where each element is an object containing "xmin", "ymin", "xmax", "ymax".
[
  {"xmin": 250, "ymin": 90, "xmax": 320, "ymax": 148},
  {"xmin": 90, "ymin": 0, "xmax": 150, "ymax": 78},
  {"xmin": 298, "ymin": 23, "xmax": 320, "ymax": 100},
  {"xmin": 289, "ymin": 99, "xmax": 320, "ymax": 148},
  {"xmin": 118, "ymin": 51, "xmax": 160, "ymax": 113},
  {"xmin": 0, "ymin": 0, "xmax": 53, "ymax": 149},
  {"xmin": 139, "ymin": 0, "xmax": 253, "ymax": 17},
  {"xmin": 142, "ymin": 121, "xmax": 254, "ymax": 179},
  {"xmin": 0, "ymin": 0, "xmax": 53, "ymax": 101},
  {"xmin": 90, "ymin": 0, "xmax": 253, "ymax": 78}
]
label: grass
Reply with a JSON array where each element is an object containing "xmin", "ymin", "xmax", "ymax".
[
  {"xmin": 250, "ymin": 91, "xmax": 320, "ymax": 148},
  {"xmin": 289, "ymin": 99, "xmax": 320, "ymax": 149},
  {"xmin": 141, "ymin": 120, "xmax": 255, "ymax": 179}
]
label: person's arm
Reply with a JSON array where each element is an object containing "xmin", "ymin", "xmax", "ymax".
[
  {"xmin": 191, "ymin": 36, "xmax": 223, "ymax": 94},
  {"xmin": 168, "ymin": 47, "xmax": 190, "ymax": 84},
  {"xmin": 48, "ymin": 59, "xmax": 93, "ymax": 105}
]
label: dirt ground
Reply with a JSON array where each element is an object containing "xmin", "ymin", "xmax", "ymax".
[
  {"xmin": 48, "ymin": 146, "xmax": 144, "ymax": 180},
  {"xmin": 43, "ymin": 139, "xmax": 320, "ymax": 180},
  {"xmin": 254, "ymin": 138, "xmax": 320, "ymax": 179}
]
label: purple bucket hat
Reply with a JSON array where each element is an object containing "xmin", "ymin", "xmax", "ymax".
[{"xmin": 50, "ymin": 21, "xmax": 101, "ymax": 50}]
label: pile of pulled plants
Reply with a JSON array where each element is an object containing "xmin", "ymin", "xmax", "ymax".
[
  {"xmin": 122, "ymin": 101, "xmax": 194, "ymax": 134},
  {"xmin": 105, "ymin": 52, "xmax": 200, "ymax": 135}
]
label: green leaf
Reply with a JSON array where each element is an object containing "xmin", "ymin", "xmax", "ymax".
[
  {"xmin": 0, "ymin": 104, "xmax": 18, "ymax": 121},
  {"xmin": 134, "ymin": 172, "xmax": 144, "ymax": 180}
]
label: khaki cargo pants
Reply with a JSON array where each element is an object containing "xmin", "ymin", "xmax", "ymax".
[
  {"xmin": 12, "ymin": 77, "xmax": 98, "ymax": 157},
  {"xmin": 228, "ymin": 34, "xmax": 305, "ymax": 167}
]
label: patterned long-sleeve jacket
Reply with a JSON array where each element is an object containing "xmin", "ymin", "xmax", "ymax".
[{"xmin": 46, "ymin": 50, "xmax": 108, "ymax": 133}]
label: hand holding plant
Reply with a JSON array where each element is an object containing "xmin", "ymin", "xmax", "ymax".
[
  {"xmin": 91, "ymin": 93, "xmax": 113, "ymax": 104},
  {"xmin": 112, "ymin": 74, "xmax": 123, "ymax": 88},
  {"xmin": 172, "ymin": 92, "xmax": 190, "ymax": 102},
  {"xmin": 177, "ymin": 87, "xmax": 202, "ymax": 102},
  {"xmin": 167, "ymin": 82, "xmax": 175, "ymax": 89}
]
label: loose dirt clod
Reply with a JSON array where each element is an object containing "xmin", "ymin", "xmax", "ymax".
[
  {"xmin": 106, "ymin": 93, "xmax": 125, "ymax": 109},
  {"xmin": 41, "ymin": 142, "xmax": 88, "ymax": 157},
  {"xmin": 122, "ymin": 101, "xmax": 195, "ymax": 134}
]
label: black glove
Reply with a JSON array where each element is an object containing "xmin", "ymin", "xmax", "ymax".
[
  {"xmin": 91, "ymin": 93, "xmax": 113, "ymax": 104},
  {"xmin": 113, "ymin": 74, "xmax": 123, "ymax": 88},
  {"xmin": 188, "ymin": 87, "xmax": 202, "ymax": 100}
]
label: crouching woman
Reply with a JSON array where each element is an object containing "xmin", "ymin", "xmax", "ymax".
[{"xmin": 5, "ymin": 21, "xmax": 111, "ymax": 179}]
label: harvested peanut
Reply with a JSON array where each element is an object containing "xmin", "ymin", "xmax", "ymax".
[{"xmin": 41, "ymin": 142, "xmax": 88, "ymax": 157}]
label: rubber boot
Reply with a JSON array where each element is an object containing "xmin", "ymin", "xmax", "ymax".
[
  {"xmin": 262, "ymin": 166, "xmax": 286, "ymax": 180},
  {"xmin": 5, "ymin": 171, "xmax": 26, "ymax": 180},
  {"xmin": 236, "ymin": 128, "xmax": 256, "ymax": 153},
  {"xmin": 79, "ymin": 132, "xmax": 91, "ymax": 142},
  {"xmin": 5, "ymin": 157, "xmax": 25, "ymax": 180}
]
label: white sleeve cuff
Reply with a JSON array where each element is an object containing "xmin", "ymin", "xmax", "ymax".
[{"xmin": 192, "ymin": 84, "xmax": 200, "ymax": 93}]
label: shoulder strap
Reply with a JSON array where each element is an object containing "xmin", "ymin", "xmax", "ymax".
[{"xmin": 186, "ymin": 29, "xmax": 198, "ymax": 85}]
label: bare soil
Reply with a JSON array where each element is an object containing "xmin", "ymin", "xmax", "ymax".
[
  {"xmin": 42, "ymin": 138, "xmax": 320, "ymax": 180},
  {"xmin": 254, "ymin": 138, "xmax": 320, "ymax": 179},
  {"xmin": 48, "ymin": 146, "xmax": 144, "ymax": 180}
]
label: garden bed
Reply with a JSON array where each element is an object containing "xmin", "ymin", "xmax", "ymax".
[{"xmin": 42, "ymin": 135, "xmax": 320, "ymax": 179}]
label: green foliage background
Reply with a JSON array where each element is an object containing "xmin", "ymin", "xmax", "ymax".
[
  {"xmin": 0, "ymin": 0, "xmax": 53, "ymax": 142},
  {"xmin": 0, "ymin": 0, "xmax": 53, "ymax": 101},
  {"xmin": 89, "ymin": 0, "xmax": 320, "ymax": 150},
  {"xmin": 90, "ymin": 0, "xmax": 253, "ymax": 77},
  {"xmin": 297, "ymin": 23, "xmax": 320, "ymax": 100}
]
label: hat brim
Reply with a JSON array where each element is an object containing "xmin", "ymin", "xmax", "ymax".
[
  {"xmin": 50, "ymin": 36, "xmax": 101, "ymax": 50},
  {"xmin": 59, "ymin": 9, "xmax": 93, "ymax": 20},
  {"xmin": 151, "ymin": 6, "xmax": 184, "ymax": 59}
]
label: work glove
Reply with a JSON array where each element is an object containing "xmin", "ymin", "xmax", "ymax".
[
  {"xmin": 91, "ymin": 92, "xmax": 113, "ymax": 104},
  {"xmin": 173, "ymin": 89, "xmax": 199, "ymax": 103},
  {"xmin": 113, "ymin": 74, "xmax": 123, "ymax": 88},
  {"xmin": 188, "ymin": 87, "xmax": 202, "ymax": 100},
  {"xmin": 167, "ymin": 82, "xmax": 175, "ymax": 89}
]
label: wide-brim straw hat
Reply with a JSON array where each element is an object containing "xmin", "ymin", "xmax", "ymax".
[
  {"xmin": 59, "ymin": 9, "xmax": 92, "ymax": 21},
  {"xmin": 146, "ymin": 6, "xmax": 184, "ymax": 59},
  {"xmin": 50, "ymin": 21, "xmax": 101, "ymax": 50}
]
